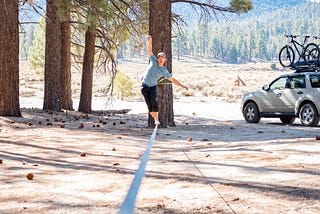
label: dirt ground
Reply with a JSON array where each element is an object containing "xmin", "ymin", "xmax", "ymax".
[
  {"xmin": 1, "ymin": 60, "xmax": 320, "ymax": 213},
  {"xmin": 1, "ymin": 105, "xmax": 320, "ymax": 214}
]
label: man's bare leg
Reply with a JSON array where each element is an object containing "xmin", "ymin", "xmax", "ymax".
[{"xmin": 150, "ymin": 112, "xmax": 160, "ymax": 125}]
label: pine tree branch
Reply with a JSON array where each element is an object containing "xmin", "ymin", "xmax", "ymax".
[{"xmin": 171, "ymin": 0, "xmax": 240, "ymax": 13}]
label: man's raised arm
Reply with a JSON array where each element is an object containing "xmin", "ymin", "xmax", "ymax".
[{"xmin": 147, "ymin": 35, "xmax": 153, "ymax": 57}]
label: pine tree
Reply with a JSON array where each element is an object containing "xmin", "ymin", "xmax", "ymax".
[
  {"xmin": 0, "ymin": 0, "xmax": 21, "ymax": 116},
  {"xmin": 43, "ymin": 0, "xmax": 62, "ymax": 111}
]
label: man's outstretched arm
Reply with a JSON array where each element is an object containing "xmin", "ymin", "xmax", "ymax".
[
  {"xmin": 147, "ymin": 35, "xmax": 153, "ymax": 57},
  {"xmin": 168, "ymin": 77, "xmax": 188, "ymax": 91}
]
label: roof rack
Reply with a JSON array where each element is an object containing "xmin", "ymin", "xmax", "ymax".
[{"xmin": 289, "ymin": 61, "xmax": 320, "ymax": 73}]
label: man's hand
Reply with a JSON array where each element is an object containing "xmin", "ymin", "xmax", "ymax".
[{"xmin": 147, "ymin": 35, "xmax": 152, "ymax": 41}]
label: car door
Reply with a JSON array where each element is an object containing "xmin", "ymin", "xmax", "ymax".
[
  {"xmin": 260, "ymin": 76, "xmax": 293, "ymax": 112},
  {"xmin": 280, "ymin": 75, "xmax": 306, "ymax": 112}
]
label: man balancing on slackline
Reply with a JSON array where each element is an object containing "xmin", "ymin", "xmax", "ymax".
[{"xmin": 140, "ymin": 35, "xmax": 188, "ymax": 126}]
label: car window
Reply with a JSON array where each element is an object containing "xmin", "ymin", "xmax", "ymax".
[
  {"xmin": 269, "ymin": 77, "xmax": 288, "ymax": 90},
  {"xmin": 309, "ymin": 74, "xmax": 320, "ymax": 88},
  {"xmin": 290, "ymin": 76, "xmax": 306, "ymax": 89},
  {"xmin": 286, "ymin": 75, "xmax": 306, "ymax": 89}
]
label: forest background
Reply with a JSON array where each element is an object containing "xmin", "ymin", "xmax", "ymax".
[{"xmin": 20, "ymin": 0, "xmax": 320, "ymax": 65}]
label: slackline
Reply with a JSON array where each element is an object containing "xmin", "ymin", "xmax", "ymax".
[{"xmin": 118, "ymin": 124, "xmax": 158, "ymax": 214}]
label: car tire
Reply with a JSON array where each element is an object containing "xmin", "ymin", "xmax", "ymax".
[
  {"xmin": 243, "ymin": 102, "xmax": 261, "ymax": 123},
  {"xmin": 279, "ymin": 116, "xmax": 295, "ymax": 124},
  {"xmin": 299, "ymin": 103, "xmax": 319, "ymax": 127}
]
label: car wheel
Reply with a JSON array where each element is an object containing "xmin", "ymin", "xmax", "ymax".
[
  {"xmin": 279, "ymin": 116, "xmax": 295, "ymax": 124},
  {"xmin": 243, "ymin": 102, "xmax": 260, "ymax": 123},
  {"xmin": 299, "ymin": 103, "xmax": 319, "ymax": 127}
]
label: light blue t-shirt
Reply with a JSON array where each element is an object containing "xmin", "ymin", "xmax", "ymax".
[{"xmin": 141, "ymin": 55, "xmax": 172, "ymax": 87}]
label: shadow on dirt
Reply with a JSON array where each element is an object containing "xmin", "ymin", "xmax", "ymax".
[{"xmin": 1, "ymin": 108, "xmax": 320, "ymax": 205}]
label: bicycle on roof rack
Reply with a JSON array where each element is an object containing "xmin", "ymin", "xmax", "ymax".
[
  {"xmin": 308, "ymin": 35, "xmax": 320, "ymax": 64},
  {"xmin": 278, "ymin": 34, "xmax": 320, "ymax": 68}
]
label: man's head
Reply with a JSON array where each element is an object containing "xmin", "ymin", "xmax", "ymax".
[{"xmin": 157, "ymin": 52, "xmax": 166, "ymax": 66}]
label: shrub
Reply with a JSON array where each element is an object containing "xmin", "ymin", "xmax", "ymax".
[{"xmin": 114, "ymin": 71, "xmax": 134, "ymax": 100}]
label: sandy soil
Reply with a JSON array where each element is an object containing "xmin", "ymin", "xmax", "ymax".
[{"xmin": 0, "ymin": 60, "xmax": 320, "ymax": 213}]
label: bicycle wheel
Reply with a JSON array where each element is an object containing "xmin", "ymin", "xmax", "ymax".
[
  {"xmin": 279, "ymin": 46, "xmax": 295, "ymax": 67},
  {"xmin": 304, "ymin": 43, "xmax": 320, "ymax": 65}
]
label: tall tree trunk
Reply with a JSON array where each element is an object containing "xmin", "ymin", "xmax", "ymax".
[
  {"xmin": 78, "ymin": 25, "xmax": 96, "ymax": 113},
  {"xmin": 60, "ymin": 2, "xmax": 73, "ymax": 110},
  {"xmin": 0, "ymin": 0, "xmax": 20, "ymax": 116},
  {"xmin": 43, "ymin": 0, "xmax": 62, "ymax": 111},
  {"xmin": 149, "ymin": 0, "xmax": 174, "ymax": 127}
]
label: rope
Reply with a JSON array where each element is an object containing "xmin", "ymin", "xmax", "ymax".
[
  {"xmin": 182, "ymin": 150, "xmax": 237, "ymax": 214},
  {"xmin": 118, "ymin": 124, "xmax": 158, "ymax": 214}
]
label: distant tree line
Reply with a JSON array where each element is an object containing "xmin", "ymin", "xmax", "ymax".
[
  {"xmin": 115, "ymin": 2, "xmax": 320, "ymax": 64},
  {"xmin": 174, "ymin": 2, "xmax": 320, "ymax": 63},
  {"xmin": 22, "ymin": 1, "xmax": 320, "ymax": 65}
]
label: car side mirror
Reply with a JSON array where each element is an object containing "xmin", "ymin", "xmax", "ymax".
[{"xmin": 262, "ymin": 85, "xmax": 269, "ymax": 91}]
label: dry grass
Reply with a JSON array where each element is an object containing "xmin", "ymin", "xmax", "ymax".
[
  {"xmin": 118, "ymin": 57, "xmax": 289, "ymax": 103},
  {"xmin": 20, "ymin": 58, "xmax": 289, "ymax": 104}
]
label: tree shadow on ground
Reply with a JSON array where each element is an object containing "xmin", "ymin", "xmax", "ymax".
[{"xmin": 1, "ymin": 108, "xmax": 320, "ymax": 209}]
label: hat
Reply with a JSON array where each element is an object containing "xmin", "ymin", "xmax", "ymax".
[{"xmin": 157, "ymin": 52, "xmax": 166, "ymax": 58}]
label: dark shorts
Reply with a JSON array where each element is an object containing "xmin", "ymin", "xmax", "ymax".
[{"xmin": 141, "ymin": 86, "xmax": 158, "ymax": 112}]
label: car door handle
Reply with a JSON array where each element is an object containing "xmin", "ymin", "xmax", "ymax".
[
  {"xmin": 276, "ymin": 92, "xmax": 282, "ymax": 97},
  {"xmin": 297, "ymin": 91, "xmax": 303, "ymax": 95}
]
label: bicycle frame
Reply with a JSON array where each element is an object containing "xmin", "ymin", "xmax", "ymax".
[{"xmin": 287, "ymin": 35, "xmax": 309, "ymax": 60}]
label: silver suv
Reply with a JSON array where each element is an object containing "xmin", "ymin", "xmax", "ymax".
[{"xmin": 241, "ymin": 70, "xmax": 320, "ymax": 126}]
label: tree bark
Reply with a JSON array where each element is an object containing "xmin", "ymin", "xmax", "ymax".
[
  {"xmin": 43, "ymin": 0, "xmax": 62, "ymax": 111},
  {"xmin": 149, "ymin": 0, "xmax": 174, "ymax": 127},
  {"xmin": 78, "ymin": 25, "xmax": 96, "ymax": 113},
  {"xmin": 60, "ymin": 2, "xmax": 73, "ymax": 111},
  {"xmin": 0, "ymin": 1, "xmax": 21, "ymax": 116}
]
